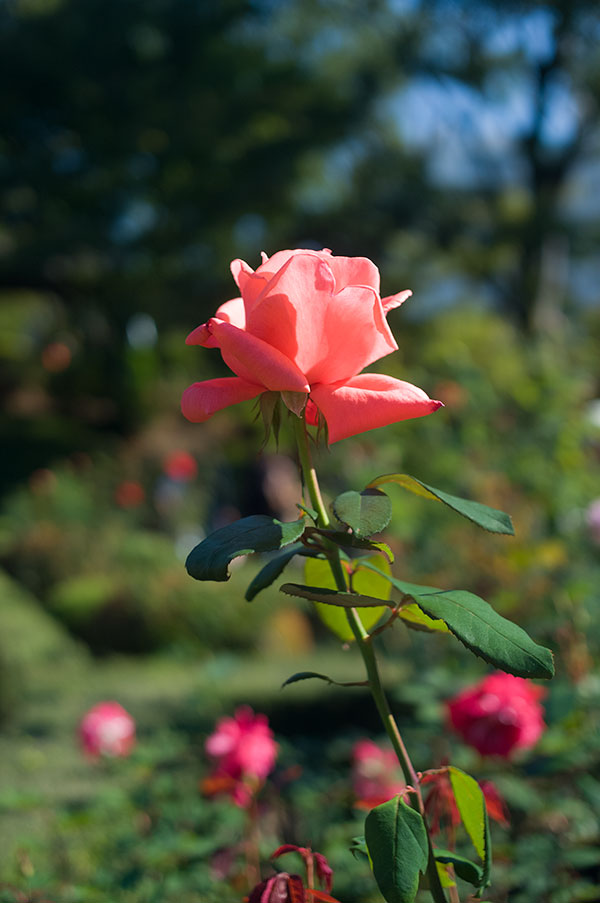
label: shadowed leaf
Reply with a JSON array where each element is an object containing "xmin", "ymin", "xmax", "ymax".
[
  {"xmin": 307, "ymin": 555, "xmax": 391, "ymax": 642},
  {"xmin": 245, "ymin": 543, "xmax": 309, "ymax": 601},
  {"xmin": 186, "ymin": 516, "xmax": 305, "ymax": 581},
  {"xmin": 281, "ymin": 584, "xmax": 392, "ymax": 608}
]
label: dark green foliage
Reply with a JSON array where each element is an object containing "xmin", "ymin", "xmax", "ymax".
[
  {"xmin": 433, "ymin": 851, "xmax": 483, "ymax": 888},
  {"xmin": 280, "ymin": 583, "xmax": 392, "ymax": 609},
  {"xmin": 448, "ymin": 766, "xmax": 492, "ymax": 890},
  {"xmin": 365, "ymin": 797, "xmax": 428, "ymax": 903},
  {"xmin": 359, "ymin": 564, "xmax": 554, "ymax": 679},
  {"xmin": 186, "ymin": 516, "xmax": 306, "ymax": 582},
  {"xmin": 245, "ymin": 544, "xmax": 307, "ymax": 601}
]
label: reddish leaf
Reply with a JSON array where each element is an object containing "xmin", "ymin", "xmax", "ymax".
[
  {"xmin": 247, "ymin": 874, "xmax": 290, "ymax": 903},
  {"xmin": 200, "ymin": 774, "xmax": 238, "ymax": 797},
  {"xmin": 307, "ymin": 892, "xmax": 342, "ymax": 903},
  {"xmin": 287, "ymin": 875, "xmax": 306, "ymax": 903},
  {"xmin": 272, "ymin": 845, "xmax": 309, "ymax": 861},
  {"xmin": 313, "ymin": 853, "xmax": 333, "ymax": 893},
  {"xmin": 480, "ymin": 780, "xmax": 510, "ymax": 828}
]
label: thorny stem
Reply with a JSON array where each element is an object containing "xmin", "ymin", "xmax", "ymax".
[{"xmin": 293, "ymin": 416, "xmax": 449, "ymax": 903}]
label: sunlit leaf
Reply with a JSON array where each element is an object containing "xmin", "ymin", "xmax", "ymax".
[
  {"xmin": 366, "ymin": 474, "xmax": 514, "ymax": 535},
  {"xmin": 356, "ymin": 562, "xmax": 554, "ymax": 679},
  {"xmin": 448, "ymin": 766, "xmax": 491, "ymax": 890},
  {"xmin": 434, "ymin": 850, "xmax": 483, "ymax": 888},
  {"xmin": 332, "ymin": 489, "xmax": 392, "ymax": 538}
]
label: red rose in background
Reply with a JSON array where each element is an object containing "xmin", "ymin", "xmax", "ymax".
[
  {"xmin": 114, "ymin": 480, "xmax": 145, "ymax": 508},
  {"xmin": 163, "ymin": 450, "xmax": 198, "ymax": 482},
  {"xmin": 447, "ymin": 672, "xmax": 546, "ymax": 758},
  {"xmin": 351, "ymin": 739, "xmax": 406, "ymax": 809},
  {"xmin": 182, "ymin": 249, "xmax": 441, "ymax": 442}
]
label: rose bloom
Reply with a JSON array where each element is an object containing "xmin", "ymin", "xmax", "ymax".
[
  {"xmin": 163, "ymin": 449, "xmax": 198, "ymax": 482},
  {"xmin": 447, "ymin": 672, "xmax": 546, "ymax": 758},
  {"xmin": 182, "ymin": 249, "xmax": 442, "ymax": 443},
  {"xmin": 351, "ymin": 738, "xmax": 405, "ymax": 809},
  {"xmin": 585, "ymin": 498, "xmax": 600, "ymax": 546},
  {"xmin": 204, "ymin": 706, "xmax": 278, "ymax": 807},
  {"xmin": 79, "ymin": 701, "xmax": 136, "ymax": 758}
]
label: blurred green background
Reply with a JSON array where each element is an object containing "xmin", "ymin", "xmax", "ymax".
[{"xmin": 1, "ymin": 0, "xmax": 599, "ymax": 900}]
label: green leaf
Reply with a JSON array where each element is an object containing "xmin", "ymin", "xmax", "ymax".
[
  {"xmin": 448, "ymin": 767, "xmax": 491, "ymax": 889},
  {"xmin": 365, "ymin": 797, "xmax": 428, "ymax": 903},
  {"xmin": 306, "ymin": 556, "xmax": 392, "ymax": 642},
  {"xmin": 433, "ymin": 851, "xmax": 483, "ymax": 888},
  {"xmin": 350, "ymin": 836, "xmax": 369, "ymax": 862},
  {"xmin": 281, "ymin": 671, "xmax": 366, "ymax": 689},
  {"xmin": 280, "ymin": 583, "xmax": 392, "ymax": 609},
  {"xmin": 366, "ymin": 474, "xmax": 514, "ymax": 536},
  {"xmin": 405, "ymin": 586, "xmax": 553, "ymax": 679},
  {"xmin": 259, "ymin": 391, "xmax": 282, "ymax": 445},
  {"xmin": 281, "ymin": 390, "xmax": 308, "ymax": 416},
  {"xmin": 297, "ymin": 503, "xmax": 319, "ymax": 522},
  {"xmin": 332, "ymin": 489, "xmax": 392, "ymax": 538},
  {"xmin": 186, "ymin": 516, "xmax": 306, "ymax": 582},
  {"xmin": 357, "ymin": 563, "xmax": 554, "ymax": 679},
  {"xmin": 306, "ymin": 528, "xmax": 394, "ymax": 562},
  {"xmin": 397, "ymin": 603, "xmax": 450, "ymax": 634},
  {"xmin": 245, "ymin": 543, "xmax": 307, "ymax": 601},
  {"xmin": 281, "ymin": 671, "xmax": 336, "ymax": 687}
]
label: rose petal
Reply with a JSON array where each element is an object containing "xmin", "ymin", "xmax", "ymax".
[
  {"xmin": 246, "ymin": 255, "xmax": 396, "ymax": 384},
  {"xmin": 308, "ymin": 373, "xmax": 442, "ymax": 443},
  {"xmin": 382, "ymin": 289, "xmax": 412, "ymax": 314},
  {"xmin": 327, "ymin": 255, "xmax": 380, "ymax": 293},
  {"xmin": 181, "ymin": 377, "xmax": 263, "ymax": 423},
  {"xmin": 231, "ymin": 259, "xmax": 270, "ymax": 309},
  {"xmin": 207, "ymin": 319, "xmax": 310, "ymax": 392},
  {"xmin": 215, "ymin": 296, "xmax": 246, "ymax": 329},
  {"xmin": 307, "ymin": 284, "xmax": 397, "ymax": 384}
]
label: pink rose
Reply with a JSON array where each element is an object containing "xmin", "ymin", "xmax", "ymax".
[
  {"xmin": 447, "ymin": 672, "xmax": 546, "ymax": 758},
  {"xmin": 182, "ymin": 249, "xmax": 442, "ymax": 442},
  {"xmin": 79, "ymin": 701, "xmax": 136, "ymax": 758},
  {"xmin": 585, "ymin": 498, "xmax": 600, "ymax": 545},
  {"xmin": 203, "ymin": 706, "xmax": 278, "ymax": 807},
  {"xmin": 351, "ymin": 738, "xmax": 405, "ymax": 809}
]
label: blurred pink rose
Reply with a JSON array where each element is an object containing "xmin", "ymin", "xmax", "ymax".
[
  {"xmin": 351, "ymin": 738, "xmax": 405, "ymax": 809},
  {"xmin": 585, "ymin": 498, "xmax": 600, "ymax": 545},
  {"xmin": 80, "ymin": 701, "xmax": 136, "ymax": 758},
  {"xmin": 447, "ymin": 672, "xmax": 546, "ymax": 758},
  {"xmin": 203, "ymin": 706, "xmax": 278, "ymax": 807},
  {"xmin": 182, "ymin": 249, "xmax": 441, "ymax": 443}
]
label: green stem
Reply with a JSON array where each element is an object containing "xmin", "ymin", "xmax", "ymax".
[{"xmin": 293, "ymin": 416, "xmax": 448, "ymax": 903}]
